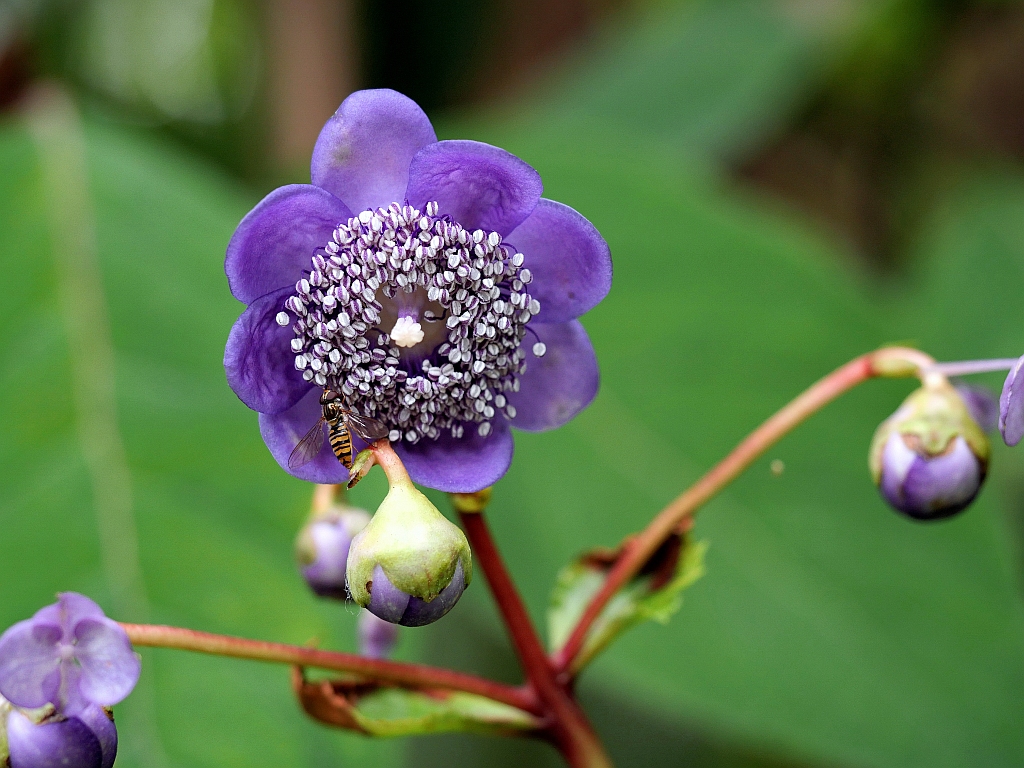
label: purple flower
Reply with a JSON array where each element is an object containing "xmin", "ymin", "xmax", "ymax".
[
  {"xmin": 357, "ymin": 610, "xmax": 399, "ymax": 659},
  {"xmin": 999, "ymin": 355, "xmax": 1024, "ymax": 446},
  {"xmin": 4, "ymin": 704, "xmax": 117, "ymax": 768},
  {"xmin": 295, "ymin": 506, "xmax": 370, "ymax": 600},
  {"xmin": 224, "ymin": 89, "xmax": 612, "ymax": 492},
  {"xmin": 0, "ymin": 594, "xmax": 140, "ymax": 716},
  {"xmin": 878, "ymin": 433, "xmax": 984, "ymax": 520}
]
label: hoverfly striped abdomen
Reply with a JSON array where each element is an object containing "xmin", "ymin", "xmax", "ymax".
[{"xmin": 328, "ymin": 418, "xmax": 354, "ymax": 469}]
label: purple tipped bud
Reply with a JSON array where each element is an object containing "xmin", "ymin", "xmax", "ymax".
[
  {"xmin": 357, "ymin": 610, "xmax": 399, "ymax": 658},
  {"xmin": 879, "ymin": 434, "xmax": 983, "ymax": 520},
  {"xmin": 346, "ymin": 448, "xmax": 471, "ymax": 626},
  {"xmin": 365, "ymin": 561, "xmax": 467, "ymax": 627},
  {"xmin": 295, "ymin": 507, "xmax": 370, "ymax": 600},
  {"xmin": 954, "ymin": 382, "xmax": 999, "ymax": 433},
  {"xmin": 999, "ymin": 355, "xmax": 1024, "ymax": 446},
  {"xmin": 870, "ymin": 382, "xmax": 990, "ymax": 521},
  {"xmin": 4, "ymin": 704, "xmax": 117, "ymax": 768}
]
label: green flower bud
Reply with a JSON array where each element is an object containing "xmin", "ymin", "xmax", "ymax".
[
  {"xmin": 869, "ymin": 380, "xmax": 990, "ymax": 520},
  {"xmin": 346, "ymin": 446, "xmax": 472, "ymax": 626}
]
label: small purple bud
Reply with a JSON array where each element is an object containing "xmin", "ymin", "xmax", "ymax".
[
  {"xmin": 295, "ymin": 507, "xmax": 370, "ymax": 600},
  {"xmin": 954, "ymin": 382, "xmax": 998, "ymax": 433},
  {"xmin": 0, "ymin": 594, "xmax": 140, "ymax": 715},
  {"xmin": 4, "ymin": 704, "xmax": 116, "ymax": 768},
  {"xmin": 357, "ymin": 610, "xmax": 399, "ymax": 659},
  {"xmin": 870, "ymin": 382, "xmax": 990, "ymax": 521},
  {"xmin": 365, "ymin": 562, "xmax": 467, "ymax": 627},
  {"xmin": 879, "ymin": 434, "xmax": 983, "ymax": 520},
  {"xmin": 999, "ymin": 355, "xmax": 1024, "ymax": 446}
]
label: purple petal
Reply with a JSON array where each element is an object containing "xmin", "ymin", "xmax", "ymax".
[
  {"xmin": 73, "ymin": 618, "xmax": 140, "ymax": 708},
  {"xmin": 397, "ymin": 421, "xmax": 513, "ymax": 493},
  {"xmin": 357, "ymin": 610, "xmax": 399, "ymax": 659},
  {"xmin": 397, "ymin": 561, "xmax": 466, "ymax": 627},
  {"xmin": 6, "ymin": 710, "xmax": 103, "ymax": 768},
  {"xmin": 366, "ymin": 565, "xmax": 411, "ymax": 624},
  {"xmin": 507, "ymin": 199, "xmax": 612, "ymax": 324},
  {"xmin": 76, "ymin": 706, "xmax": 118, "ymax": 768},
  {"xmin": 954, "ymin": 382, "xmax": 998, "ymax": 433},
  {"xmin": 509, "ymin": 320, "xmax": 599, "ymax": 432},
  {"xmin": 225, "ymin": 185, "xmax": 352, "ymax": 305},
  {"xmin": 999, "ymin": 355, "xmax": 1024, "ymax": 446},
  {"xmin": 224, "ymin": 287, "xmax": 311, "ymax": 415},
  {"xmin": 880, "ymin": 434, "xmax": 982, "ymax": 520},
  {"xmin": 311, "ymin": 89, "xmax": 437, "ymax": 213},
  {"xmin": 0, "ymin": 619, "xmax": 62, "ymax": 709},
  {"xmin": 406, "ymin": 140, "xmax": 542, "ymax": 236},
  {"xmin": 258, "ymin": 387, "xmax": 354, "ymax": 484}
]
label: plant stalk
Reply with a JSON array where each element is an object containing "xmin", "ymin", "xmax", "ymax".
[
  {"xmin": 555, "ymin": 347, "xmax": 930, "ymax": 673},
  {"xmin": 121, "ymin": 623, "xmax": 538, "ymax": 714}
]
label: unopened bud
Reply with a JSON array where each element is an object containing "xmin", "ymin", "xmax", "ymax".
[
  {"xmin": 357, "ymin": 609, "xmax": 399, "ymax": 659},
  {"xmin": 870, "ymin": 381, "xmax": 989, "ymax": 520},
  {"xmin": 295, "ymin": 505, "xmax": 370, "ymax": 600},
  {"xmin": 2, "ymin": 700, "xmax": 117, "ymax": 768},
  {"xmin": 346, "ymin": 446, "xmax": 472, "ymax": 626}
]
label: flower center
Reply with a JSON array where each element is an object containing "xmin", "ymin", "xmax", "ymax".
[{"xmin": 276, "ymin": 201, "xmax": 543, "ymax": 444}]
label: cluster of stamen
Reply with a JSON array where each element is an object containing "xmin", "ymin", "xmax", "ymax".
[{"xmin": 274, "ymin": 201, "xmax": 543, "ymax": 444}]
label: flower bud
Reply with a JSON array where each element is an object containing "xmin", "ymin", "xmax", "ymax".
[
  {"xmin": 357, "ymin": 609, "xmax": 399, "ymax": 659},
  {"xmin": 870, "ymin": 381, "xmax": 989, "ymax": 520},
  {"xmin": 2, "ymin": 701, "xmax": 117, "ymax": 768},
  {"xmin": 346, "ymin": 448, "xmax": 472, "ymax": 626},
  {"xmin": 295, "ymin": 505, "xmax": 371, "ymax": 600}
]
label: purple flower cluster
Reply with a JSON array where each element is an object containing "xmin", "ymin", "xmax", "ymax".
[
  {"xmin": 225, "ymin": 89, "xmax": 611, "ymax": 493},
  {"xmin": 0, "ymin": 594, "xmax": 138, "ymax": 768}
]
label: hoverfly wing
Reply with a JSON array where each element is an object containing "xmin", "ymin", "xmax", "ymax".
[
  {"xmin": 346, "ymin": 413, "xmax": 390, "ymax": 442},
  {"xmin": 288, "ymin": 417, "xmax": 327, "ymax": 469}
]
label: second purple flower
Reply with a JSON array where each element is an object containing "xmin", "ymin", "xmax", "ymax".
[{"xmin": 224, "ymin": 89, "xmax": 612, "ymax": 493}]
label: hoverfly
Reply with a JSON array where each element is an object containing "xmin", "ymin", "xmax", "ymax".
[{"xmin": 288, "ymin": 390, "xmax": 389, "ymax": 470}]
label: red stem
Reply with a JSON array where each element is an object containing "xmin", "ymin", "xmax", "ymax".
[
  {"xmin": 459, "ymin": 512, "xmax": 613, "ymax": 768},
  {"xmin": 555, "ymin": 350, "xmax": 911, "ymax": 673},
  {"xmin": 121, "ymin": 623, "xmax": 538, "ymax": 714}
]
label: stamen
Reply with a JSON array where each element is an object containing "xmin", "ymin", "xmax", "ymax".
[{"xmin": 284, "ymin": 200, "xmax": 540, "ymax": 444}]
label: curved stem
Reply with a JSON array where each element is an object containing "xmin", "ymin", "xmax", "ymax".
[
  {"xmin": 555, "ymin": 347, "xmax": 925, "ymax": 673},
  {"xmin": 121, "ymin": 623, "xmax": 538, "ymax": 714},
  {"xmin": 458, "ymin": 511, "xmax": 614, "ymax": 768}
]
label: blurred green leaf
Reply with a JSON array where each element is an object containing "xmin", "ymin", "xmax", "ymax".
[
  {"xmin": 0, "ymin": 109, "xmax": 405, "ymax": 768},
  {"xmin": 547, "ymin": 538, "xmax": 706, "ymax": 674},
  {"xmin": 295, "ymin": 676, "xmax": 538, "ymax": 738}
]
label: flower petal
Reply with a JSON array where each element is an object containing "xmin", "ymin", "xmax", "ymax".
[
  {"xmin": 0, "ymin": 619, "xmax": 61, "ymax": 708},
  {"xmin": 999, "ymin": 355, "xmax": 1024, "ymax": 446},
  {"xmin": 397, "ymin": 421, "xmax": 514, "ymax": 493},
  {"xmin": 398, "ymin": 560, "xmax": 466, "ymax": 627},
  {"xmin": 507, "ymin": 199, "xmax": 612, "ymax": 323},
  {"xmin": 881, "ymin": 434, "xmax": 982, "ymax": 520},
  {"xmin": 73, "ymin": 618, "xmax": 141, "ymax": 708},
  {"xmin": 367, "ymin": 565, "xmax": 411, "ymax": 624},
  {"xmin": 509, "ymin": 320, "xmax": 599, "ymax": 432},
  {"xmin": 225, "ymin": 185, "xmax": 351, "ymax": 305},
  {"xmin": 76, "ymin": 705, "xmax": 119, "ymax": 768},
  {"xmin": 225, "ymin": 287, "xmax": 311, "ymax": 415},
  {"xmin": 406, "ymin": 140, "xmax": 542, "ymax": 236},
  {"xmin": 258, "ymin": 387, "xmax": 354, "ymax": 484},
  {"xmin": 311, "ymin": 89, "xmax": 437, "ymax": 213}
]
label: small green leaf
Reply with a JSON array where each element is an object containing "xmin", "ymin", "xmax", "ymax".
[
  {"xmin": 548, "ymin": 538, "xmax": 706, "ymax": 674},
  {"xmin": 294, "ymin": 675, "xmax": 539, "ymax": 738}
]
